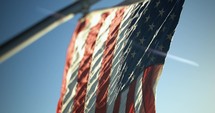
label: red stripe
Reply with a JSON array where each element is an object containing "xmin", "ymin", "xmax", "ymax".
[
  {"xmin": 141, "ymin": 65, "xmax": 163, "ymax": 113},
  {"xmin": 113, "ymin": 93, "xmax": 121, "ymax": 113},
  {"xmin": 126, "ymin": 79, "xmax": 137, "ymax": 113},
  {"xmin": 57, "ymin": 20, "xmax": 88, "ymax": 113},
  {"xmin": 72, "ymin": 13, "xmax": 109, "ymax": 113},
  {"xmin": 95, "ymin": 8, "xmax": 125, "ymax": 113}
]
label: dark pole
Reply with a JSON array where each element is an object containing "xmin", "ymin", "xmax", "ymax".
[{"xmin": 0, "ymin": 0, "xmax": 100, "ymax": 62}]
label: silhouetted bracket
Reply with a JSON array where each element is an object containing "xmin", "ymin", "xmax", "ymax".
[{"xmin": 0, "ymin": 0, "xmax": 100, "ymax": 62}]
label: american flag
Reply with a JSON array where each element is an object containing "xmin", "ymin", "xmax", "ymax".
[{"xmin": 57, "ymin": 0, "xmax": 184, "ymax": 113}]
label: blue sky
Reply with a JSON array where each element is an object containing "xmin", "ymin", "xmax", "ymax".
[{"xmin": 0, "ymin": 0, "xmax": 215, "ymax": 113}]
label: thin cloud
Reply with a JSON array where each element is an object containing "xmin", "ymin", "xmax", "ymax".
[
  {"xmin": 167, "ymin": 54, "xmax": 199, "ymax": 67},
  {"xmin": 151, "ymin": 49, "xmax": 199, "ymax": 67}
]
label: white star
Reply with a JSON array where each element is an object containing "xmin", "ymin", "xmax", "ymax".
[
  {"xmin": 158, "ymin": 45, "xmax": 164, "ymax": 51},
  {"xmin": 159, "ymin": 9, "xmax": 165, "ymax": 16},
  {"xmin": 150, "ymin": 56, "xmax": 156, "ymax": 62},
  {"xmin": 145, "ymin": 15, "xmax": 150, "ymax": 23},
  {"xmin": 137, "ymin": 62, "xmax": 141, "ymax": 67},
  {"xmin": 149, "ymin": 23, "xmax": 155, "ymax": 31},
  {"xmin": 127, "ymin": 47, "xmax": 131, "ymax": 53},
  {"xmin": 139, "ymin": 38, "xmax": 145, "ymax": 45},
  {"xmin": 143, "ymin": 8, "xmax": 148, "ymax": 14},
  {"xmin": 167, "ymin": 34, "xmax": 173, "ymax": 40},
  {"xmin": 128, "ymin": 19, "xmax": 132, "ymax": 25},
  {"xmin": 155, "ymin": 1, "xmax": 160, "ymax": 7},
  {"xmin": 132, "ymin": 24, "xmax": 137, "ymax": 30},
  {"xmin": 170, "ymin": 13, "xmax": 176, "ymax": 20},
  {"xmin": 131, "ymin": 51, "xmax": 136, "ymax": 58},
  {"xmin": 147, "ymin": 52, "xmax": 152, "ymax": 58},
  {"xmin": 141, "ymin": 65, "xmax": 145, "ymax": 70},
  {"xmin": 136, "ymin": 31, "xmax": 141, "ymax": 37},
  {"xmin": 124, "ymin": 66, "xmax": 128, "ymax": 72},
  {"xmin": 162, "ymin": 26, "xmax": 166, "ymax": 32}
]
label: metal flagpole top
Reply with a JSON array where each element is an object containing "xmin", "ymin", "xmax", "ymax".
[{"xmin": 0, "ymin": 0, "xmax": 100, "ymax": 63}]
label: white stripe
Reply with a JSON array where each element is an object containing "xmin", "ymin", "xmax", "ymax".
[
  {"xmin": 84, "ymin": 10, "xmax": 116, "ymax": 113},
  {"xmin": 134, "ymin": 72, "xmax": 143, "ymax": 113},
  {"xmin": 107, "ymin": 2, "xmax": 149, "ymax": 112},
  {"xmin": 106, "ymin": 5, "xmax": 136, "ymax": 113},
  {"xmin": 61, "ymin": 14, "xmax": 102, "ymax": 113},
  {"xmin": 153, "ymin": 66, "xmax": 163, "ymax": 99},
  {"xmin": 119, "ymin": 88, "xmax": 129, "ymax": 113},
  {"xmin": 111, "ymin": 2, "xmax": 148, "ymax": 91}
]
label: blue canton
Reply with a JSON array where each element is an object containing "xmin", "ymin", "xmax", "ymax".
[{"xmin": 118, "ymin": 0, "xmax": 185, "ymax": 91}]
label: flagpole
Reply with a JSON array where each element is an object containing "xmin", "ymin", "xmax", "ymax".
[{"xmin": 0, "ymin": 0, "xmax": 100, "ymax": 63}]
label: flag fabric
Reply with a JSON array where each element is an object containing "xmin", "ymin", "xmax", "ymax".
[{"xmin": 57, "ymin": 0, "xmax": 184, "ymax": 113}]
